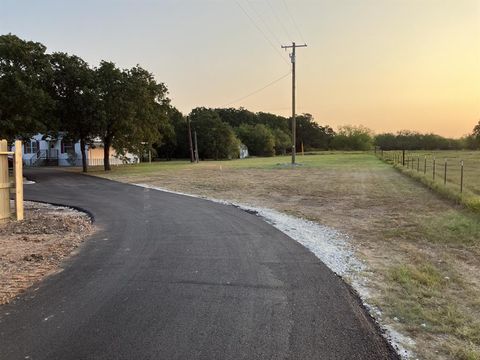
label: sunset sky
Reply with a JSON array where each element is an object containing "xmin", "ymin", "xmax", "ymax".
[{"xmin": 1, "ymin": 0, "xmax": 479, "ymax": 137}]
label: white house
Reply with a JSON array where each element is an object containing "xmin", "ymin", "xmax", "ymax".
[
  {"xmin": 239, "ymin": 144, "xmax": 249, "ymax": 159},
  {"xmin": 20, "ymin": 134, "xmax": 139, "ymax": 167}
]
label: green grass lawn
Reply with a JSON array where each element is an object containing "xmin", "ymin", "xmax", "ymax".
[{"xmin": 89, "ymin": 151, "xmax": 381, "ymax": 174}]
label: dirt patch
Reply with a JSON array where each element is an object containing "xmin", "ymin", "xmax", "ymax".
[{"xmin": 0, "ymin": 201, "xmax": 93, "ymax": 305}]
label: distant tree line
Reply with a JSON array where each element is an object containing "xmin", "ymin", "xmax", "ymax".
[
  {"xmin": 2, "ymin": 34, "xmax": 479, "ymax": 170},
  {"xmin": 374, "ymin": 129, "xmax": 480, "ymax": 151},
  {"xmin": 163, "ymin": 108, "xmax": 337, "ymax": 160}
]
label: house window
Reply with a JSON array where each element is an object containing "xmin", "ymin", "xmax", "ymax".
[
  {"xmin": 24, "ymin": 141, "xmax": 39, "ymax": 154},
  {"xmin": 61, "ymin": 141, "xmax": 75, "ymax": 154}
]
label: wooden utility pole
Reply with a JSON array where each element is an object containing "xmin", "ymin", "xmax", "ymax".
[
  {"xmin": 187, "ymin": 117, "xmax": 195, "ymax": 163},
  {"xmin": 281, "ymin": 42, "xmax": 307, "ymax": 165},
  {"xmin": 193, "ymin": 131, "xmax": 199, "ymax": 163}
]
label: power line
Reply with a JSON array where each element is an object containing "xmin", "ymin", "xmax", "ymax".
[
  {"xmin": 234, "ymin": 0, "xmax": 290, "ymax": 65},
  {"xmin": 244, "ymin": 0, "xmax": 282, "ymax": 46},
  {"xmin": 222, "ymin": 71, "xmax": 291, "ymax": 107},
  {"xmin": 266, "ymin": 0, "xmax": 294, "ymax": 41},
  {"xmin": 281, "ymin": 0, "xmax": 306, "ymax": 44}
]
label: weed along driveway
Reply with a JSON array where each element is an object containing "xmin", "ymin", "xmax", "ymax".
[{"xmin": 0, "ymin": 169, "xmax": 397, "ymax": 360}]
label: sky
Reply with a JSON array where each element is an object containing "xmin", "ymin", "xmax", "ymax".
[{"xmin": 1, "ymin": 0, "xmax": 479, "ymax": 137}]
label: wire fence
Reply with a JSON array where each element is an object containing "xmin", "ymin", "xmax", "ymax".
[{"xmin": 376, "ymin": 150, "xmax": 480, "ymax": 196}]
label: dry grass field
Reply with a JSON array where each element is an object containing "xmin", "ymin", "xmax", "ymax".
[
  {"xmin": 382, "ymin": 150, "xmax": 480, "ymax": 211},
  {"xmin": 89, "ymin": 153, "xmax": 480, "ymax": 360}
]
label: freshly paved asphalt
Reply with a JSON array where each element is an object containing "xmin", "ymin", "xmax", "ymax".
[{"xmin": 0, "ymin": 169, "xmax": 398, "ymax": 360}]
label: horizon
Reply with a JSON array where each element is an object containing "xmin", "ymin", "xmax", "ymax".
[{"xmin": 1, "ymin": 0, "xmax": 479, "ymax": 137}]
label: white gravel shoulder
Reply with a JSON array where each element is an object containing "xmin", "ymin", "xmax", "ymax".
[
  {"xmin": 25, "ymin": 201, "xmax": 91, "ymax": 217},
  {"xmin": 9, "ymin": 200, "xmax": 90, "ymax": 217},
  {"xmin": 134, "ymin": 183, "xmax": 416, "ymax": 359}
]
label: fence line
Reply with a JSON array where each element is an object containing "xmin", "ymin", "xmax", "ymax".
[
  {"xmin": 87, "ymin": 158, "xmax": 125, "ymax": 167},
  {"xmin": 377, "ymin": 151, "xmax": 466, "ymax": 194}
]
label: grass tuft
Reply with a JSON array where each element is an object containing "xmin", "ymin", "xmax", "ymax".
[
  {"xmin": 389, "ymin": 263, "xmax": 444, "ymax": 289},
  {"xmin": 421, "ymin": 211, "xmax": 480, "ymax": 245},
  {"xmin": 448, "ymin": 343, "xmax": 480, "ymax": 360}
]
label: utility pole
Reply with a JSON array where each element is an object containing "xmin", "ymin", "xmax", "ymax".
[
  {"xmin": 281, "ymin": 42, "xmax": 307, "ymax": 165},
  {"xmin": 194, "ymin": 131, "xmax": 199, "ymax": 163},
  {"xmin": 187, "ymin": 117, "xmax": 195, "ymax": 163}
]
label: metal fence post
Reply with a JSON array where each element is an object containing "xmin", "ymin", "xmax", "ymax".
[
  {"xmin": 444, "ymin": 159, "xmax": 447, "ymax": 185},
  {"xmin": 424, "ymin": 156, "xmax": 427, "ymax": 174},
  {"xmin": 460, "ymin": 160, "xmax": 464, "ymax": 193},
  {"xmin": 417, "ymin": 157, "xmax": 420, "ymax": 172},
  {"xmin": 433, "ymin": 157, "xmax": 436, "ymax": 181}
]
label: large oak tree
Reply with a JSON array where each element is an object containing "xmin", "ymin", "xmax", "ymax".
[{"xmin": 96, "ymin": 62, "xmax": 169, "ymax": 170}]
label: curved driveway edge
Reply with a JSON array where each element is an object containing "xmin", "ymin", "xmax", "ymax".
[{"xmin": 0, "ymin": 168, "xmax": 399, "ymax": 360}]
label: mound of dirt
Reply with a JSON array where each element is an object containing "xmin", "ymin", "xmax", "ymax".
[{"xmin": 0, "ymin": 201, "xmax": 94, "ymax": 305}]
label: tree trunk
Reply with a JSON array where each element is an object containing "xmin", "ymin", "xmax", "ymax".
[
  {"xmin": 104, "ymin": 137, "xmax": 112, "ymax": 171},
  {"xmin": 80, "ymin": 138, "xmax": 88, "ymax": 173}
]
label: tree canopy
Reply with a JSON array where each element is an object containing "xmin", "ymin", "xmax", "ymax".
[
  {"xmin": 0, "ymin": 34, "xmax": 173, "ymax": 171},
  {"xmin": 374, "ymin": 130, "xmax": 473, "ymax": 151},
  {"xmin": 296, "ymin": 114, "xmax": 335, "ymax": 151},
  {"xmin": 189, "ymin": 108, "xmax": 240, "ymax": 160},
  {"xmin": 94, "ymin": 62, "xmax": 170, "ymax": 170},
  {"xmin": 331, "ymin": 125, "xmax": 374, "ymax": 151},
  {"xmin": 0, "ymin": 34, "xmax": 54, "ymax": 141},
  {"xmin": 473, "ymin": 121, "xmax": 480, "ymax": 140},
  {"xmin": 50, "ymin": 52, "xmax": 100, "ymax": 171},
  {"xmin": 236, "ymin": 123, "xmax": 275, "ymax": 157}
]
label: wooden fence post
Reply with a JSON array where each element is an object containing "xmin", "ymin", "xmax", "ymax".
[
  {"xmin": 14, "ymin": 140, "xmax": 23, "ymax": 220},
  {"xmin": 0, "ymin": 140, "xmax": 10, "ymax": 221}
]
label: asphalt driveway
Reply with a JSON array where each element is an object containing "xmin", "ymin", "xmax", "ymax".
[{"xmin": 0, "ymin": 168, "xmax": 398, "ymax": 359}]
